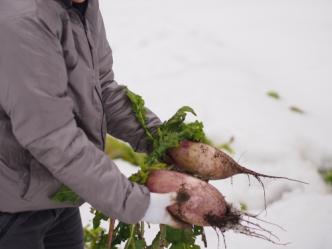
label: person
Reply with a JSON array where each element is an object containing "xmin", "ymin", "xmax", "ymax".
[{"xmin": 0, "ymin": 0, "xmax": 184, "ymax": 248}]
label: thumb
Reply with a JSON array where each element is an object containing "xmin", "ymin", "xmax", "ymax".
[
  {"xmin": 167, "ymin": 190, "xmax": 191, "ymax": 206},
  {"xmin": 164, "ymin": 192, "xmax": 192, "ymax": 229},
  {"xmin": 166, "ymin": 214, "xmax": 192, "ymax": 229},
  {"xmin": 168, "ymin": 192, "xmax": 178, "ymax": 205}
]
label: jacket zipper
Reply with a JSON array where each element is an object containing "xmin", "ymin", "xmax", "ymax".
[{"xmin": 72, "ymin": 8, "xmax": 106, "ymax": 149}]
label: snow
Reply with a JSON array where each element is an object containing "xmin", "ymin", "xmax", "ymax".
[{"xmin": 80, "ymin": 0, "xmax": 332, "ymax": 248}]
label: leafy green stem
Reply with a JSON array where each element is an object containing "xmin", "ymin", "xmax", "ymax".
[{"xmin": 124, "ymin": 224, "xmax": 137, "ymax": 249}]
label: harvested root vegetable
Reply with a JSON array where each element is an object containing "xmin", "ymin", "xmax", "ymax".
[
  {"xmin": 168, "ymin": 140, "xmax": 307, "ymax": 184},
  {"xmin": 147, "ymin": 169, "xmax": 227, "ymax": 226},
  {"xmin": 146, "ymin": 170, "xmax": 284, "ymax": 244}
]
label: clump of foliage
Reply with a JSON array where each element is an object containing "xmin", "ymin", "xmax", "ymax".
[
  {"xmin": 126, "ymin": 88, "xmax": 208, "ymax": 185},
  {"xmin": 84, "ymin": 225, "xmax": 108, "ymax": 249},
  {"xmin": 127, "ymin": 88, "xmax": 208, "ymax": 166}
]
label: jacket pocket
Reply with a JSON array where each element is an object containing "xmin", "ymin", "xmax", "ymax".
[
  {"xmin": 20, "ymin": 159, "xmax": 43, "ymax": 201},
  {"xmin": 0, "ymin": 212, "xmax": 19, "ymax": 241}
]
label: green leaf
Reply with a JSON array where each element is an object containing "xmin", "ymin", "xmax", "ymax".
[
  {"xmin": 170, "ymin": 242, "xmax": 200, "ymax": 249},
  {"xmin": 134, "ymin": 239, "xmax": 147, "ymax": 249},
  {"xmin": 319, "ymin": 170, "xmax": 332, "ymax": 185},
  {"xmin": 324, "ymin": 172, "xmax": 332, "ymax": 185},
  {"xmin": 240, "ymin": 202, "xmax": 248, "ymax": 211},
  {"xmin": 193, "ymin": 226, "xmax": 203, "ymax": 236},
  {"xmin": 162, "ymin": 106, "xmax": 197, "ymax": 131},
  {"xmin": 267, "ymin": 91, "xmax": 280, "ymax": 99},
  {"xmin": 290, "ymin": 106, "xmax": 305, "ymax": 114},
  {"xmin": 112, "ymin": 222, "xmax": 131, "ymax": 247},
  {"xmin": 165, "ymin": 226, "xmax": 203, "ymax": 249},
  {"xmin": 105, "ymin": 134, "xmax": 147, "ymax": 167},
  {"xmin": 126, "ymin": 88, "xmax": 154, "ymax": 141},
  {"xmin": 50, "ymin": 185, "xmax": 81, "ymax": 205},
  {"xmin": 166, "ymin": 227, "xmax": 195, "ymax": 244},
  {"xmin": 91, "ymin": 209, "xmax": 109, "ymax": 229}
]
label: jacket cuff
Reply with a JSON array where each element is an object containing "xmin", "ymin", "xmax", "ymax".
[{"xmin": 122, "ymin": 184, "xmax": 151, "ymax": 224}]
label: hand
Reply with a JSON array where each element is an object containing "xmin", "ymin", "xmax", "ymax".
[{"xmin": 141, "ymin": 192, "xmax": 190, "ymax": 229}]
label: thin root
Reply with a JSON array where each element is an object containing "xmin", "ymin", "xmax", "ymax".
[
  {"xmin": 244, "ymin": 213, "xmax": 287, "ymax": 232},
  {"xmin": 204, "ymin": 205, "xmax": 289, "ymax": 247},
  {"xmin": 237, "ymin": 164, "xmax": 309, "ymax": 185}
]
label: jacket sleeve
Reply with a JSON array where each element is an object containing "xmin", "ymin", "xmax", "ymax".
[
  {"xmin": 0, "ymin": 16, "xmax": 150, "ymax": 224},
  {"xmin": 97, "ymin": 16, "xmax": 162, "ymax": 153}
]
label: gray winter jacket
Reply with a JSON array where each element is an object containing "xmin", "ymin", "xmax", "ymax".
[{"xmin": 0, "ymin": 0, "xmax": 161, "ymax": 224}]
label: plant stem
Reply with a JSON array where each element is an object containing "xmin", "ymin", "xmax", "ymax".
[
  {"xmin": 140, "ymin": 222, "xmax": 145, "ymax": 239},
  {"xmin": 124, "ymin": 224, "xmax": 137, "ymax": 249},
  {"xmin": 201, "ymin": 228, "xmax": 208, "ymax": 248},
  {"xmin": 159, "ymin": 225, "xmax": 167, "ymax": 248},
  {"xmin": 108, "ymin": 218, "xmax": 116, "ymax": 249}
]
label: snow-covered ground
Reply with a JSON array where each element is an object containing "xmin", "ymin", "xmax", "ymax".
[{"xmin": 80, "ymin": 0, "xmax": 332, "ymax": 248}]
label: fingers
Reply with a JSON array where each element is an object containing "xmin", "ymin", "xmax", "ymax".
[
  {"xmin": 167, "ymin": 215, "xmax": 192, "ymax": 229},
  {"xmin": 164, "ymin": 193, "xmax": 192, "ymax": 229},
  {"xmin": 157, "ymin": 192, "xmax": 178, "ymax": 206},
  {"xmin": 168, "ymin": 192, "xmax": 178, "ymax": 205},
  {"xmin": 156, "ymin": 192, "xmax": 191, "ymax": 229},
  {"xmin": 145, "ymin": 191, "xmax": 193, "ymax": 229}
]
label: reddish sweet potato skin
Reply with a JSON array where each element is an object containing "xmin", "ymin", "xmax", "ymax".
[
  {"xmin": 146, "ymin": 170, "xmax": 227, "ymax": 226},
  {"xmin": 168, "ymin": 140, "xmax": 241, "ymax": 180}
]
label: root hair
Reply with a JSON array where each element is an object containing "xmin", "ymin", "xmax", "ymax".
[{"xmin": 204, "ymin": 205, "xmax": 289, "ymax": 248}]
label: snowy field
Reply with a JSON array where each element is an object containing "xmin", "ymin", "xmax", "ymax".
[{"xmin": 80, "ymin": 0, "xmax": 332, "ymax": 248}]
